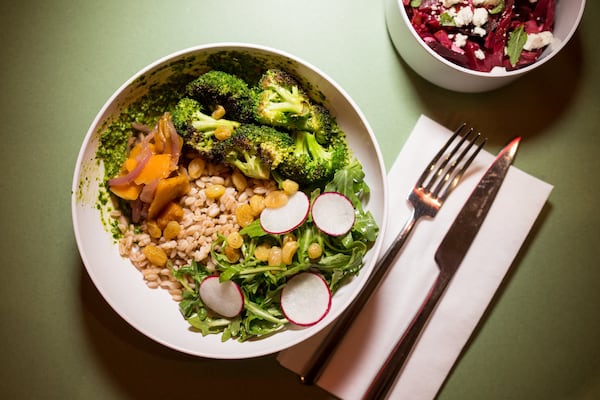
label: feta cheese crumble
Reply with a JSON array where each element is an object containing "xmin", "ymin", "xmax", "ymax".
[
  {"xmin": 474, "ymin": 49, "xmax": 486, "ymax": 60},
  {"xmin": 454, "ymin": 7, "xmax": 474, "ymax": 27},
  {"xmin": 454, "ymin": 33, "xmax": 468, "ymax": 48},
  {"xmin": 523, "ymin": 31, "xmax": 554, "ymax": 51},
  {"xmin": 472, "ymin": 7, "xmax": 488, "ymax": 27}
]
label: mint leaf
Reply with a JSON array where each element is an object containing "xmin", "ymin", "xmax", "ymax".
[
  {"xmin": 439, "ymin": 12, "xmax": 456, "ymax": 27},
  {"xmin": 490, "ymin": 0, "xmax": 505, "ymax": 15},
  {"xmin": 507, "ymin": 25, "xmax": 527, "ymax": 66}
]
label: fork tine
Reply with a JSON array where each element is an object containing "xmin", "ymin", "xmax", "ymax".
[
  {"xmin": 434, "ymin": 131, "xmax": 487, "ymax": 201},
  {"xmin": 415, "ymin": 123, "xmax": 467, "ymax": 188},
  {"xmin": 424, "ymin": 126, "xmax": 474, "ymax": 193}
]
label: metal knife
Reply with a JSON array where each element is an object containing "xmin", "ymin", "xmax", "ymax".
[{"xmin": 363, "ymin": 136, "xmax": 521, "ymax": 400}]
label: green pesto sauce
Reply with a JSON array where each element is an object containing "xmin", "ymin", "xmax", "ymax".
[
  {"xmin": 96, "ymin": 74, "xmax": 193, "ymax": 182},
  {"xmin": 95, "ymin": 72, "xmax": 194, "ymax": 238}
]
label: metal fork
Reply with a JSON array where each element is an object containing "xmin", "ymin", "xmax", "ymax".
[{"xmin": 300, "ymin": 123, "xmax": 486, "ymax": 385}]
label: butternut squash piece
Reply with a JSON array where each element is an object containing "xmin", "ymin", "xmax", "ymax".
[
  {"xmin": 148, "ymin": 175, "xmax": 190, "ymax": 219},
  {"xmin": 124, "ymin": 143, "xmax": 156, "ymax": 172},
  {"xmin": 134, "ymin": 154, "xmax": 172, "ymax": 185},
  {"xmin": 156, "ymin": 202, "xmax": 184, "ymax": 229},
  {"xmin": 110, "ymin": 182, "xmax": 141, "ymax": 200}
]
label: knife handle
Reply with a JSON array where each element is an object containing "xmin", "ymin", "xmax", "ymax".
[{"xmin": 363, "ymin": 272, "xmax": 448, "ymax": 400}]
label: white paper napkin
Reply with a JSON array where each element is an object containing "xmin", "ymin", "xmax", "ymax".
[{"xmin": 277, "ymin": 115, "xmax": 554, "ymax": 400}]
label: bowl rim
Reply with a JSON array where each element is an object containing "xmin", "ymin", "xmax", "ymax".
[
  {"xmin": 71, "ymin": 42, "xmax": 389, "ymax": 358},
  {"xmin": 396, "ymin": 0, "xmax": 586, "ymax": 77}
]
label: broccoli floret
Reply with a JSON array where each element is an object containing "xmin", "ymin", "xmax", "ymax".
[
  {"xmin": 303, "ymin": 104, "xmax": 334, "ymax": 145},
  {"xmin": 172, "ymin": 97, "xmax": 240, "ymax": 158},
  {"xmin": 186, "ymin": 70, "xmax": 256, "ymax": 123},
  {"xmin": 277, "ymin": 129, "xmax": 349, "ymax": 186},
  {"xmin": 212, "ymin": 124, "xmax": 293, "ymax": 180},
  {"xmin": 253, "ymin": 69, "xmax": 313, "ymax": 129}
]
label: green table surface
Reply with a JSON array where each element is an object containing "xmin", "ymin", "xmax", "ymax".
[{"xmin": 2, "ymin": 1, "xmax": 599, "ymax": 399}]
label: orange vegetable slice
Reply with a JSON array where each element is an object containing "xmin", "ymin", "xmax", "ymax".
[
  {"xmin": 123, "ymin": 143, "xmax": 156, "ymax": 172},
  {"xmin": 134, "ymin": 154, "xmax": 172, "ymax": 185},
  {"xmin": 156, "ymin": 202, "xmax": 184, "ymax": 229},
  {"xmin": 148, "ymin": 175, "xmax": 190, "ymax": 219},
  {"xmin": 110, "ymin": 182, "xmax": 142, "ymax": 200}
]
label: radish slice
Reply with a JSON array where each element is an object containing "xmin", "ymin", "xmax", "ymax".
[
  {"xmin": 280, "ymin": 272, "xmax": 331, "ymax": 327},
  {"xmin": 260, "ymin": 191, "xmax": 310, "ymax": 234},
  {"xmin": 311, "ymin": 192, "xmax": 355, "ymax": 236},
  {"xmin": 199, "ymin": 276, "xmax": 244, "ymax": 318}
]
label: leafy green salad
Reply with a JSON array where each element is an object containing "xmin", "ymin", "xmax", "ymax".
[{"xmin": 175, "ymin": 160, "xmax": 378, "ymax": 341}]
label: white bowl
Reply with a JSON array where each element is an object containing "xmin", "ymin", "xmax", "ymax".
[
  {"xmin": 71, "ymin": 43, "xmax": 388, "ymax": 359},
  {"xmin": 384, "ymin": 0, "xmax": 586, "ymax": 93}
]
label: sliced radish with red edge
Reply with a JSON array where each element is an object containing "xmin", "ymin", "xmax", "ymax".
[
  {"xmin": 260, "ymin": 191, "xmax": 310, "ymax": 234},
  {"xmin": 199, "ymin": 276, "xmax": 244, "ymax": 318},
  {"xmin": 311, "ymin": 192, "xmax": 355, "ymax": 236},
  {"xmin": 280, "ymin": 272, "xmax": 331, "ymax": 326}
]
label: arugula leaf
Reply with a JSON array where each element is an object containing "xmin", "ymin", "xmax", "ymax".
[
  {"xmin": 507, "ymin": 25, "xmax": 527, "ymax": 66},
  {"xmin": 187, "ymin": 314, "xmax": 232, "ymax": 336},
  {"xmin": 325, "ymin": 160, "xmax": 366, "ymax": 208},
  {"xmin": 239, "ymin": 219, "xmax": 267, "ymax": 238}
]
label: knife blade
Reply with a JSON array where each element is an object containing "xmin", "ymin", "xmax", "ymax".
[{"xmin": 364, "ymin": 136, "xmax": 521, "ymax": 400}]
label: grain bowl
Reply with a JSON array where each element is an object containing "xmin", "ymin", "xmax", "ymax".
[
  {"xmin": 71, "ymin": 43, "xmax": 387, "ymax": 358},
  {"xmin": 384, "ymin": 0, "xmax": 586, "ymax": 93}
]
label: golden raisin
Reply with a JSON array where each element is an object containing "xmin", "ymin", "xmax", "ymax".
[
  {"xmin": 281, "ymin": 240, "xmax": 299, "ymax": 265},
  {"xmin": 223, "ymin": 245, "xmax": 241, "ymax": 263},
  {"xmin": 308, "ymin": 242, "xmax": 323, "ymax": 259},
  {"xmin": 211, "ymin": 105, "xmax": 226, "ymax": 119},
  {"xmin": 254, "ymin": 243, "xmax": 271, "ymax": 262},
  {"xmin": 206, "ymin": 184, "xmax": 226, "ymax": 199},
  {"xmin": 281, "ymin": 179, "xmax": 299, "ymax": 195},
  {"xmin": 249, "ymin": 194, "xmax": 265, "ymax": 215},
  {"xmin": 147, "ymin": 220, "xmax": 162, "ymax": 239},
  {"xmin": 188, "ymin": 157, "xmax": 206, "ymax": 180},
  {"xmin": 214, "ymin": 125, "xmax": 232, "ymax": 141},
  {"xmin": 264, "ymin": 190, "xmax": 288, "ymax": 208},
  {"xmin": 235, "ymin": 203, "xmax": 255, "ymax": 227},
  {"xmin": 163, "ymin": 221, "xmax": 181, "ymax": 241},
  {"xmin": 282, "ymin": 233, "xmax": 296, "ymax": 245},
  {"xmin": 143, "ymin": 245, "xmax": 168, "ymax": 267},
  {"xmin": 268, "ymin": 246, "xmax": 282, "ymax": 267},
  {"xmin": 227, "ymin": 231, "xmax": 244, "ymax": 249}
]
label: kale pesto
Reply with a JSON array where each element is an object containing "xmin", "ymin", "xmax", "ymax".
[
  {"xmin": 94, "ymin": 72, "xmax": 193, "ymax": 238},
  {"xmin": 96, "ymin": 73, "xmax": 193, "ymax": 182}
]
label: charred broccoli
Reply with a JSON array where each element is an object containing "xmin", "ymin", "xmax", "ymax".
[
  {"xmin": 253, "ymin": 69, "xmax": 313, "ymax": 129},
  {"xmin": 276, "ymin": 128, "xmax": 349, "ymax": 186},
  {"xmin": 171, "ymin": 97, "xmax": 240, "ymax": 158},
  {"xmin": 253, "ymin": 69, "xmax": 335, "ymax": 142},
  {"xmin": 301, "ymin": 103, "xmax": 334, "ymax": 145},
  {"xmin": 211, "ymin": 124, "xmax": 293, "ymax": 180},
  {"xmin": 172, "ymin": 69, "xmax": 349, "ymax": 185},
  {"xmin": 185, "ymin": 70, "xmax": 255, "ymax": 123}
]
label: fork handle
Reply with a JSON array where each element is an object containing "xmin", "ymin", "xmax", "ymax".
[
  {"xmin": 363, "ymin": 273, "xmax": 448, "ymax": 400},
  {"xmin": 300, "ymin": 210, "xmax": 418, "ymax": 385}
]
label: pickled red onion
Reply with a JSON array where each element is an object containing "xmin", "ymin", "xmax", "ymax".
[{"xmin": 108, "ymin": 145, "xmax": 152, "ymax": 187}]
